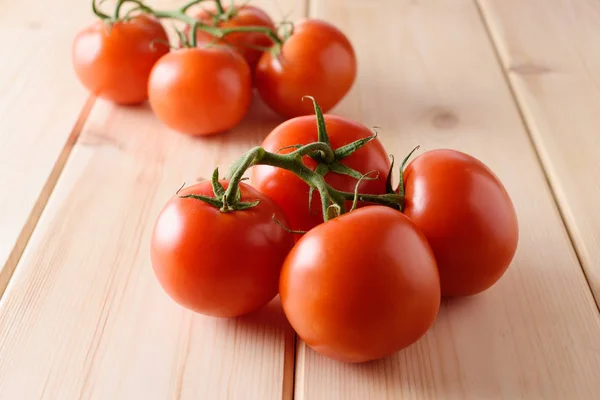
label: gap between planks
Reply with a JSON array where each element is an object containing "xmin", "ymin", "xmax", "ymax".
[
  {"xmin": 0, "ymin": 96, "xmax": 96, "ymax": 299},
  {"xmin": 472, "ymin": 0, "xmax": 600, "ymax": 312}
]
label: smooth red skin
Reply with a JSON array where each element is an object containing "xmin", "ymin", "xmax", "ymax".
[
  {"xmin": 72, "ymin": 15, "xmax": 169, "ymax": 105},
  {"xmin": 255, "ymin": 19, "xmax": 357, "ymax": 118},
  {"xmin": 280, "ymin": 206, "xmax": 441, "ymax": 363},
  {"xmin": 403, "ymin": 149, "xmax": 519, "ymax": 297},
  {"xmin": 250, "ymin": 115, "xmax": 391, "ymax": 235},
  {"xmin": 186, "ymin": 5, "xmax": 275, "ymax": 72},
  {"xmin": 150, "ymin": 182, "xmax": 294, "ymax": 318},
  {"xmin": 148, "ymin": 47, "xmax": 252, "ymax": 136}
]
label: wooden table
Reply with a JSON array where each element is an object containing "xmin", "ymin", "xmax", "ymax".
[{"xmin": 2, "ymin": 0, "xmax": 600, "ymax": 398}]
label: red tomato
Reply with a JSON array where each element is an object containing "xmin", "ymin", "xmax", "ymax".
[
  {"xmin": 403, "ymin": 149, "xmax": 519, "ymax": 297},
  {"xmin": 280, "ymin": 206, "xmax": 440, "ymax": 363},
  {"xmin": 186, "ymin": 5, "xmax": 275, "ymax": 72},
  {"xmin": 151, "ymin": 181, "xmax": 294, "ymax": 317},
  {"xmin": 250, "ymin": 115, "xmax": 390, "ymax": 234},
  {"xmin": 72, "ymin": 15, "xmax": 169, "ymax": 105},
  {"xmin": 148, "ymin": 47, "xmax": 252, "ymax": 136},
  {"xmin": 255, "ymin": 19, "xmax": 357, "ymax": 118}
]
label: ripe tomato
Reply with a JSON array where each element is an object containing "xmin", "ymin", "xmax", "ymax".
[
  {"xmin": 403, "ymin": 149, "xmax": 519, "ymax": 297},
  {"xmin": 148, "ymin": 47, "xmax": 252, "ymax": 136},
  {"xmin": 280, "ymin": 206, "xmax": 440, "ymax": 363},
  {"xmin": 151, "ymin": 181, "xmax": 294, "ymax": 317},
  {"xmin": 72, "ymin": 15, "xmax": 169, "ymax": 105},
  {"xmin": 250, "ymin": 115, "xmax": 390, "ymax": 234},
  {"xmin": 255, "ymin": 19, "xmax": 357, "ymax": 118},
  {"xmin": 186, "ymin": 5, "xmax": 275, "ymax": 72}
]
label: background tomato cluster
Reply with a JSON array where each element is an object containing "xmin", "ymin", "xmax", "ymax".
[{"xmin": 72, "ymin": 1, "xmax": 357, "ymax": 136}]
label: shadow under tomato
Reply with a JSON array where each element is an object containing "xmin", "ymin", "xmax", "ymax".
[
  {"xmin": 294, "ymin": 293, "xmax": 505, "ymax": 398},
  {"xmin": 195, "ymin": 91, "xmax": 286, "ymax": 145}
]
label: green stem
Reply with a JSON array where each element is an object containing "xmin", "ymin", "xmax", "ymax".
[
  {"xmin": 92, "ymin": 0, "xmax": 111, "ymax": 20},
  {"xmin": 224, "ymin": 147, "xmax": 265, "ymax": 207},
  {"xmin": 114, "ymin": 0, "xmax": 126, "ymax": 20},
  {"xmin": 223, "ymin": 143, "xmax": 404, "ymax": 221},
  {"xmin": 303, "ymin": 96, "xmax": 329, "ymax": 144},
  {"xmin": 153, "ymin": 9, "xmax": 203, "ymax": 26},
  {"xmin": 148, "ymin": 1, "xmax": 283, "ymax": 46},
  {"xmin": 290, "ymin": 142, "xmax": 335, "ymax": 163},
  {"xmin": 112, "ymin": 0, "xmax": 155, "ymax": 20},
  {"xmin": 214, "ymin": 0, "xmax": 225, "ymax": 14},
  {"xmin": 153, "ymin": 9, "xmax": 218, "ymax": 47},
  {"xmin": 338, "ymin": 192, "xmax": 404, "ymax": 209},
  {"xmin": 181, "ymin": 0, "xmax": 207, "ymax": 13},
  {"xmin": 218, "ymin": 26, "xmax": 283, "ymax": 46}
]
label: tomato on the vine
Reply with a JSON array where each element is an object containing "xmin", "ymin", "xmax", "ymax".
[
  {"xmin": 72, "ymin": 14, "xmax": 169, "ymax": 105},
  {"xmin": 255, "ymin": 19, "xmax": 357, "ymax": 118},
  {"xmin": 186, "ymin": 5, "xmax": 275, "ymax": 72},
  {"xmin": 250, "ymin": 114, "xmax": 390, "ymax": 234},
  {"xmin": 280, "ymin": 206, "xmax": 440, "ymax": 363},
  {"xmin": 151, "ymin": 181, "xmax": 294, "ymax": 318},
  {"xmin": 402, "ymin": 149, "xmax": 519, "ymax": 297},
  {"xmin": 148, "ymin": 46, "xmax": 252, "ymax": 136}
]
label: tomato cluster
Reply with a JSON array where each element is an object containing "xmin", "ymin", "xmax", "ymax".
[
  {"xmin": 72, "ymin": 0, "xmax": 357, "ymax": 135},
  {"xmin": 150, "ymin": 99, "xmax": 519, "ymax": 363},
  {"xmin": 73, "ymin": 0, "xmax": 519, "ymax": 366}
]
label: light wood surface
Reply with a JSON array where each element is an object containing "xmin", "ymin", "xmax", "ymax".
[
  {"xmin": 1, "ymin": 0, "xmax": 600, "ymax": 399},
  {"xmin": 0, "ymin": 1, "xmax": 303, "ymax": 399},
  {"xmin": 294, "ymin": 0, "xmax": 600, "ymax": 399},
  {"xmin": 477, "ymin": 0, "xmax": 600, "ymax": 305},
  {"xmin": 0, "ymin": 0, "xmax": 91, "ymax": 294}
]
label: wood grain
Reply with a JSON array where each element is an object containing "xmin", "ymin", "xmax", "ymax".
[
  {"xmin": 0, "ymin": 0, "xmax": 91, "ymax": 295},
  {"xmin": 476, "ymin": 0, "xmax": 600, "ymax": 306},
  {"xmin": 295, "ymin": 0, "xmax": 600, "ymax": 398},
  {"xmin": 0, "ymin": 1, "xmax": 305, "ymax": 398}
]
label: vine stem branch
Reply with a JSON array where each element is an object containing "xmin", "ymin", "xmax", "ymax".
[{"xmin": 223, "ymin": 144, "xmax": 403, "ymax": 221}]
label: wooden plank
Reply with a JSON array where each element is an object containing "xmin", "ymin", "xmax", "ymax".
[
  {"xmin": 0, "ymin": 0, "xmax": 91, "ymax": 294},
  {"xmin": 0, "ymin": 1, "xmax": 305, "ymax": 398},
  {"xmin": 476, "ymin": 0, "xmax": 600, "ymax": 305},
  {"xmin": 295, "ymin": 0, "xmax": 600, "ymax": 398}
]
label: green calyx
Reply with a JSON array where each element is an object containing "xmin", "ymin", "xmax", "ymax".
[
  {"xmin": 299, "ymin": 95, "xmax": 381, "ymax": 209},
  {"xmin": 215, "ymin": 97, "xmax": 406, "ymax": 221},
  {"xmin": 395, "ymin": 145, "xmax": 420, "ymax": 211},
  {"xmin": 179, "ymin": 168, "xmax": 260, "ymax": 212}
]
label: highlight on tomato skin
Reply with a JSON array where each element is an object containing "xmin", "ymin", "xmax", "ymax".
[
  {"xmin": 279, "ymin": 206, "xmax": 441, "ymax": 363},
  {"xmin": 402, "ymin": 149, "xmax": 519, "ymax": 297},
  {"xmin": 72, "ymin": 14, "xmax": 170, "ymax": 105},
  {"xmin": 150, "ymin": 181, "xmax": 294, "ymax": 318}
]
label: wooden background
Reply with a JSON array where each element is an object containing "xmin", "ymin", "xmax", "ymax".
[{"xmin": 1, "ymin": 0, "xmax": 600, "ymax": 398}]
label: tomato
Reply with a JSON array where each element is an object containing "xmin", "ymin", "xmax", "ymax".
[
  {"xmin": 280, "ymin": 206, "xmax": 440, "ymax": 363},
  {"xmin": 250, "ymin": 115, "xmax": 390, "ymax": 234},
  {"xmin": 72, "ymin": 15, "xmax": 169, "ymax": 105},
  {"xmin": 255, "ymin": 19, "xmax": 357, "ymax": 118},
  {"xmin": 148, "ymin": 47, "xmax": 252, "ymax": 136},
  {"xmin": 150, "ymin": 181, "xmax": 294, "ymax": 317},
  {"xmin": 186, "ymin": 5, "xmax": 275, "ymax": 72},
  {"xmin": 402, "ymin": 149, "xmax": 519, "ymax": 297}
]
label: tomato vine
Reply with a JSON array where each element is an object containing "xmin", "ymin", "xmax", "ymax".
[
  {"xmin": 91, "ymin": 0, "xmax": 285, "ymax": 48},
  {"xmin": 180, "ymin": 97, "xmax": 407, "ymax": 221}
]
